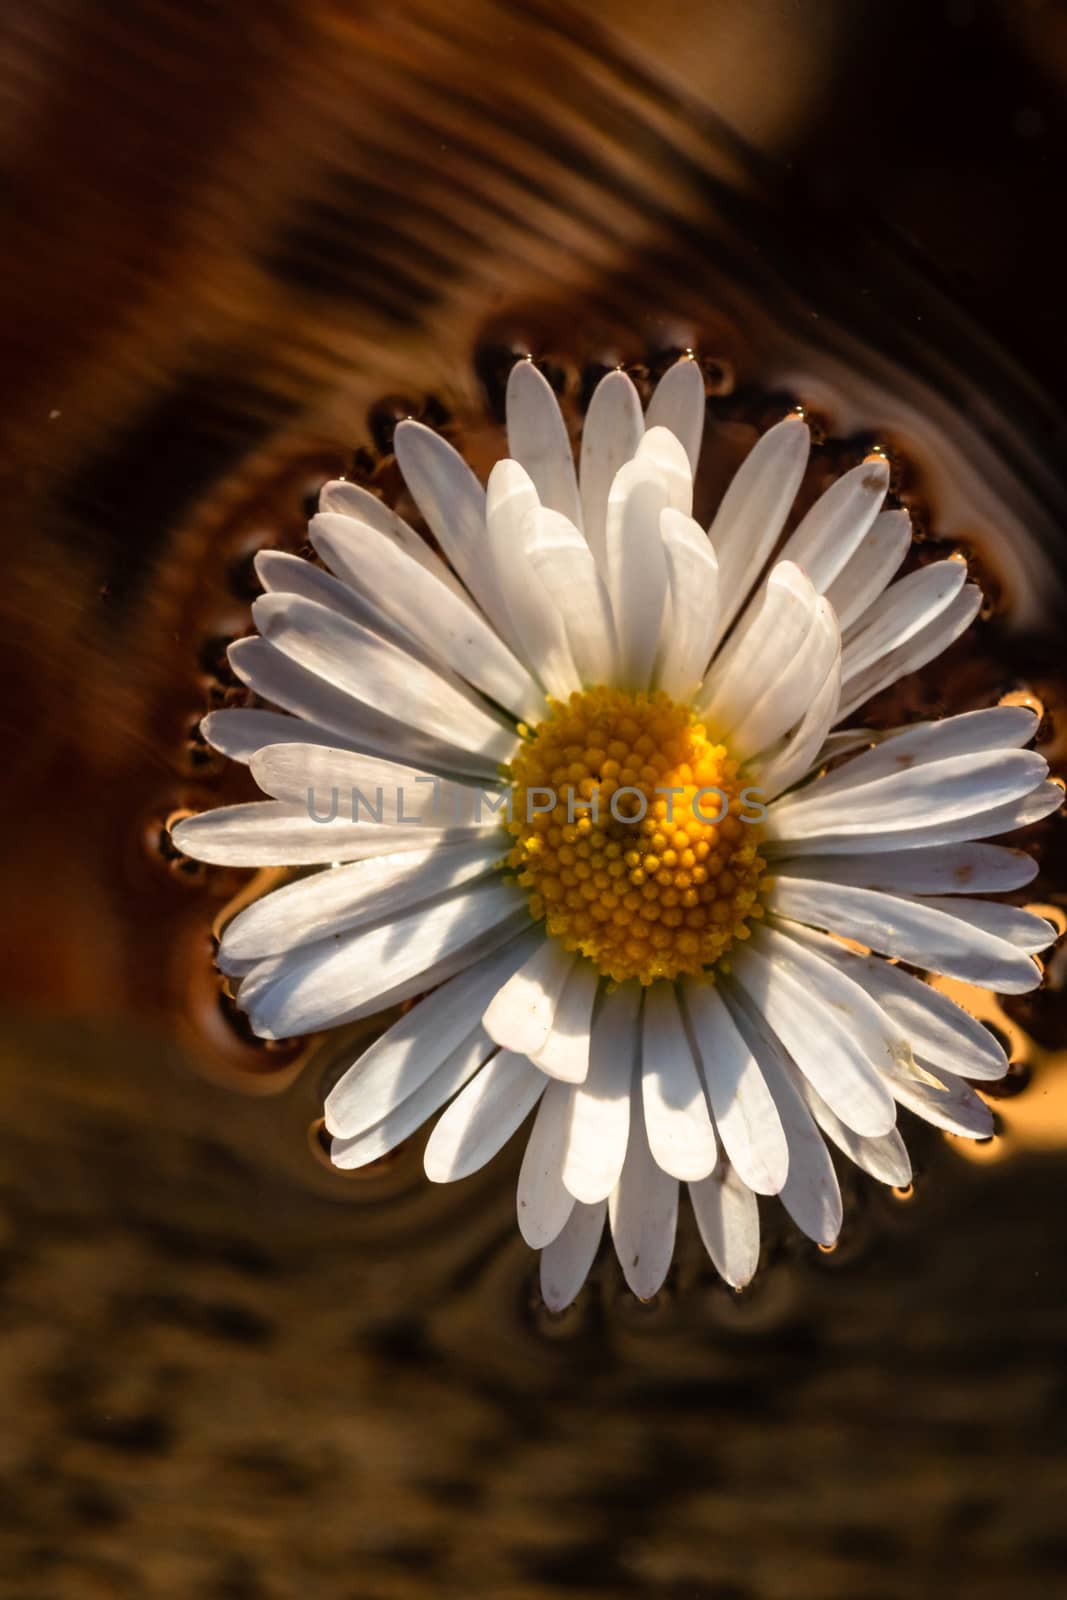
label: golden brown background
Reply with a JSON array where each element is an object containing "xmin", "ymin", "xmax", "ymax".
[{"xmin": 3, "ymin": 2, "xmax": 1067, "ymax": 1596}]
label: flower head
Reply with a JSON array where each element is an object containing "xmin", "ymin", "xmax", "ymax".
[{"xmin": 175, "ymin": 355, "xmax": 1061, "ymax": 1307}]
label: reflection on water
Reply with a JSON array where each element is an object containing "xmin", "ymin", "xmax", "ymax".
[{"xmin": 2, "ymin": 1, "xmax": 1067, "ymax": 1595}]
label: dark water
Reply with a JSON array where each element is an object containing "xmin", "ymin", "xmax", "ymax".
[{"xmin": 2, "ymin": 2, "xmax": 1067, "ymax": 1596}]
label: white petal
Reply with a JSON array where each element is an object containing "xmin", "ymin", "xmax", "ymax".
[
  {"xmin": 244, "ymin": 879, "xmax": 530, "ymax": 1038},
  {"xmin": 324, "ymin": 929, "xmax": 542, "ymax": 1136},
  {"xmin": 310, "ymin": 512, "xmax": 544, "ymax": 722},
  {"xmin": 233, "ymin": 894, "xmax": 503, "ymax": 1017},
  {"xmin": 605, "ymin": 459, "xmax": 670, "ymax": 690},
  {"xmin": 841, "ymin": 559, "xmax": 967, "ymax": 682},
  {"xmin": 823, "ymin": 508, "xmax": 912, "ymax": 630},
  {"xmin": 249, "ymin": 743, "xmax": 491, "ymax": 825},
  {"xmin": 229, "ymin": 637, "xmax": 498, "ymax": 779},
  {"xmin": 481, "ymin": 457, "xmax": 543, "ymax": 662},
  {"xmin": 201, "ymin": 708, "xmax": 366, "ymax": 764},
  {"xmin": 753, "ymin": 922, "xmax": 916, "ymax": 1105},
  {"xmin": 244, "ymin": 909, "xmax": 532, "ymax": 1038},
  {"xmin": 517, "ymin": 1080, "xmax": 577, "ymax": 1247},
  {"xmin": 423, "ymin": 1051, "xmax": 545, "ymax": 1183},
  {"xmin": 789, "ymin": 707, "xmax": 1041, "ymax": 808},
  {"xmin": 655, "ymin": 508, "xmax": 720, "ymax": 699},
  {"xmin": 393, "ymin": 420, "xmax": 507, "ymax": 629},
  {"xmin": 911, "ymin": 896, "xmax": 1054, "ymax": 953},
  {"xmin": 579, "ymin": 369, "xmax": 644, "ymax": 571},
  {"xmin": 254, "ymin": 550, "xmax": 387, "ymax": 634},
  {"xmin": 645, "ymin": 356, "xmax": 705, "ymax": 475},
  {"xmin": 777, "ymin": 455, "xmax": 890, "ymax": 592},
  {"xmin": 506, "ymin": 360, "xmax": 582, "ymax": 530},
  {"xmin": 725, "ymin": 989, "xmax": 843, "ymax": 1246},
  {"xmin": 768, "ymin": 876, "xmax": 1043, "ymax": 992},
  {"xmin": 531, "ymin": 960, "xmax": 598, "ymax": 1084},
  {"xmin": 609, "ymin": 1079, "xmax": 679, "ymax": 1300},
  {"xmin": 706, "ymin": 414, "xmax": 810, "ymax": 651},
  {"xmin": 635, "ymin": 424, "xmax": 694, "ymax": 516},
  {"xmin": 318, "ymin": 477, "xmax": 472, "ymax": 604},
  {"xmin": 172, "ymin": 803, "xmax": 494, "ymax": 867},
  {"xmin": 698, "ymin": 562, "xmax": 817, "ymax": 732},
  {"xmin": 793, "ymin": 1074, "xmax": 912, "ymax": 1187},
  {"xmin": 729, "ymin": 942, "xmax": 897, "ymax": 1137},
  {"xmin": 253, "ymin": 593, "xmax": 517, "ymax": 764},
  {"xmin": 888, "ymin": 1066, "xmax": 994, "ymax": 1139},
  {"xmin": 772, "ymin": 779, "xmax": 1063, "ymax": 855},
  {"xmin": 804, "ymin": 728, "xmax": 882, "ymax": 774},
  {"xmin": 484, "ymin": 465, "xmax": 581, "ymax": 696},
  {"xmin": 752, "ymin": 649, "xmax": 842, "ymax": 803},
  {"xmin": 525, "ymin": 507, "xmax": 618, "ymax": 685},
  {"xmin": 770, "ymin": 842, "xmax": 1039, "ymax": 896},
  {"xmin": 766, "ymin": 749, "xmax": 1049, "ymax": 847},
  {"xmin": 232, "ymin": 955, "xmax": 290, "ymax": 1006},
  {"xmin": 221, "ymin": 837, "xmax": 502, "ymax": 963},
  {"xmin": 688, "ymin": 1163, "xmax": 760, "ymax": 1287},
  {"xmin": 640, "ymin": 984, "xmax": 718, "ymax": 1181},
  {"xmin": 682, "ymin": 979, "xmax": 789, "ymax": 1195},
  {"xmin": 778, "ymin": 923, "xmax": 1009, "ymax": 1081},
  {"xmin": 330, "ymin": 1029, "xmax": 497, "ymax": 1169},
  {"xmin": 729, "ymin": 598, "xmax": 839, "ymax": 763},
  {"xmin": 560, "ymin": 983, "xmax": 639, "ymax": 1203},
  {"xmin": 483, "ymin": 938, "xmax": 577, "ymax": 1055},
  {"xmin": 836, "ymin": 583, "xmax": 983, "ymax": 723},
  {"xmin": 540, "ymin": 1200, "xmax": 606, "ymax": 1311}
]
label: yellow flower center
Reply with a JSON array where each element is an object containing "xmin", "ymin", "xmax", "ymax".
[{"xmin": 505, "ymin": 686, "xmax": 768, "ymax": 985}]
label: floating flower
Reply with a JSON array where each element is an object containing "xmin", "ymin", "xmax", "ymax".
[{"xmin": 174, "ymin": 357, "xmax": 1061, "ymax": 1307}]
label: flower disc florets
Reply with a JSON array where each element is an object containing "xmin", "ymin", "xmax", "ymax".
[{"xmin": 506, "ymin": 686, "xmax": 768, "ymax": 984}]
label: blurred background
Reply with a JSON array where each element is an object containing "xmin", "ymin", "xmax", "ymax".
[{"xmin": 2, "ymin": 1, "xmax": 1067, "ymax": 1596}]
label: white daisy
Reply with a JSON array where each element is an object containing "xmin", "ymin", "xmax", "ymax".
[{"xmin": 174, "ymin": 355, "xmax": 1062, "ymax": 1309}]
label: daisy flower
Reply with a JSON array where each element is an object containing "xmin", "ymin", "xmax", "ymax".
[{"xmin": 174, "ymin": 356, "xmax": 1061, "ymax": 1309}]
